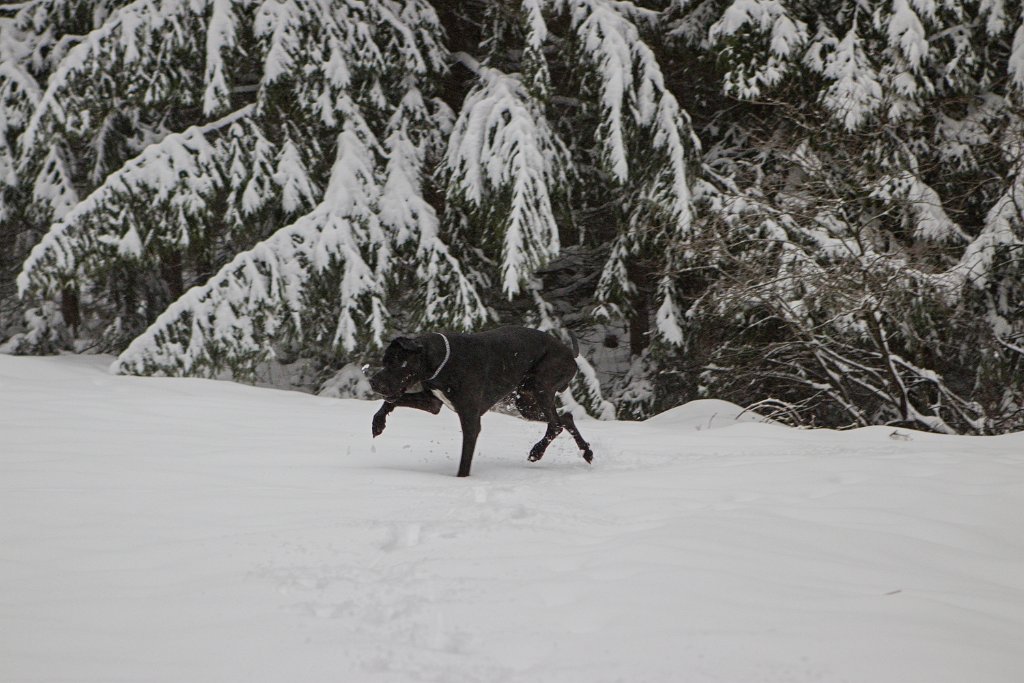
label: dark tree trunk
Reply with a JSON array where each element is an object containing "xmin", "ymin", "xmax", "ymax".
[
  {"xmin": 60, "ymin": 287, "xmax": 81, "ymax": 335},
  {"xmin": 626, "ymin": 259, "xmax": 651, "ymax": 357},
  {"xmin": 160, "ymin": 250, "xmax": 184, "ymax": 301}
]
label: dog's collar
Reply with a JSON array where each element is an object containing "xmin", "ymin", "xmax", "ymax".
[{"xmin": 426, "ymin": 332, "xmax": 450, "ymax": 381}]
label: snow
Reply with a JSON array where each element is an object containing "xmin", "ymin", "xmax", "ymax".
[
  {"xmin": 643, "ymin": 398, "xmax": 775, "ymax": 429},
  {"xmin": 112, "ymin": 122, "xmax": 391, "ymax": 376},
  {"xmin": 1010, "ymin": 22, "xmax": 1024, "ymax": 93},
  {"xmin": 707, "ymin": 0, "xmax": 807, "ymax": 98},
  {"xmin": 980, "ymin": 0, "xmax": 1009, "ymax": 36},
  {"xmin": 443, "ymin": 64, "xmax": 563, "ymax": 297},
  {"xmin": 202, "ymin": 0, "xmax": 237, "ymax": 116},
  {"xmin": 872, "ymin": 170, "xmax": 967, "ymax": 243},
  {"xmin": 959, "ymin": 151, "xmax": 1024, "ymax": 289},
  {"xmin": 2, "ymin": 354, "xmax": 1023, "ymax": 682},
  {"xmin": 253, "ymin": 0, "xmax": 299, "ymax": 86},
  {"xmin": 30, "ymin": 147, "xmax": 77, "ymax": 220},
  {"xmin": 888, "ymin": 0, "xmax": 929, "ymax": 74},
  {"xmin": 817, "ymin": 28, "xmax": 883, "ymax": 130},
  {"xmin": 17, "ymin": 105, "xmax": 254, "ymax": 300}
]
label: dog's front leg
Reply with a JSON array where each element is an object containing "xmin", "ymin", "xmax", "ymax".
[
  {"xmin": 372, "ymin": 401, "xmax": 396, "ymax": 437},
  {"xmin": 371, "ymin": 391, "xmax": 443, "ymax": 437},
  {"xmin": 456, "ymin": 411, "xmax": 481, "ymax": 477}
]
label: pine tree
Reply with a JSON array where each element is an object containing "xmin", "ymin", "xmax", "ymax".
[
  {"xmin": 4, "ymin": 0, "xmax": 704, "ymax": 416},
  {"xmin": 4, "ymin": 0, "xmax": 1021, "ymax": 431},
  {"xmin": 667, "ymin": 0, "xmax": 1024, "ymax": 432},
  {"xmin": 12, "ymin": 0, "xmax": 494, "ymax": 381}
]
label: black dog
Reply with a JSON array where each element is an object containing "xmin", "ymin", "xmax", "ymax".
[{"xmin": 368, "ymin": 326, "xmax": 593, "ymax": 477}]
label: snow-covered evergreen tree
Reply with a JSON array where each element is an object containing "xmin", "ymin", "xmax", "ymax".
[
  {"xmin": 668, "ymin": 0, "xmax": 1024, "ymax": 432},
  {"xmin": 558, "ymin": 0, "xmax": 698, "ymax": 348},
  {"xmin": 14, "ymin": 0, "xmax": 494, "ymax": 380},
  {"xmin": 4, "ymin": 0, "xmax": 1021, "ymax": 431}
]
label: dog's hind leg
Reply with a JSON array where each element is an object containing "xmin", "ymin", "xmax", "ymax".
[
  {"xmin": 559, "ymin": 412, "xmax": 593, "ymax": 463},
  {"xmin": 527, "ymin": 391, "xmax": 564, "ymax": 462},
  {"xmin": 528, "ymin": 420, "xmax": 563, "ymax": 462},
  {"xmin": 513, "ymin": 384, "xmax": 560, "ymax": 461},
  {"xmin": 513, "ymin": 386, "xmax": 546, "ymax": 422}
]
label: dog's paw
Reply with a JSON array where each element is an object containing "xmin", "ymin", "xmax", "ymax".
[
  {"xmin": 582, "ymin": 448, "xmax": 594, "ymax": 464},
  {"xmin": 371, "ymin": 414, "xmax": 387, "ymax": 438},
  {"xmin": 527, "ymin": 448, "xmax": 545, "ymax": 463}
]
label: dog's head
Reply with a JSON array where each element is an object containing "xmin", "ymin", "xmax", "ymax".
[{"xmin": 368, "ymin": 336, "xmax": 431, "ymax": 401}]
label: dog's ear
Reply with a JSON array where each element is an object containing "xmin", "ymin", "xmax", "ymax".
[{"xmin": 393, "ymin": 337, "xmax": 423, "ymax": 352}]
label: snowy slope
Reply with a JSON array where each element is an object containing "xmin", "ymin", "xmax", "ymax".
[{"xmin": 1, "ymin": 355, "xmax": 1023, "ymax": 683}]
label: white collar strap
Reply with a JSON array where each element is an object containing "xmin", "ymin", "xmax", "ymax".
[{"xmin": 426, "ymin": 332, "xmax": 450, "ymax": 381}]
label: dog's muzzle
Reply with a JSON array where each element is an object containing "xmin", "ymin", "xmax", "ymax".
[{"xmin": 367, "ymin": 370, "xmax": 405, "ymax": 402}]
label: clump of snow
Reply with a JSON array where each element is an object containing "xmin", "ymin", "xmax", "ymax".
[
  {"xmin": 888, "ymin": 0, "xmax": 929, "ymax": 75},
  {"xmin": 708, "ymin": 0, "xmax": 809, "ymax": 99},
  {"xmin": 319, "ymin": 362, "xmax": 374, "ymax": 399},
  {"xmin": 813, "ymin": 27, "xmax": 883, "ymax": 130},
  {"xmin": 644, "ymin": 398, "xmax": 774, "ymax": 430}
]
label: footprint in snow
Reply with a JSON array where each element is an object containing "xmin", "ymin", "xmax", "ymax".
[{"xmin": 381, "ymin": 523, "xmax": 422, "ymax": 551}]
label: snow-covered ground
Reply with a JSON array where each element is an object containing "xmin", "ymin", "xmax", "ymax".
[{"xmin": 2, "ymin": 355, "xmax": 1023, "ymax": 683}]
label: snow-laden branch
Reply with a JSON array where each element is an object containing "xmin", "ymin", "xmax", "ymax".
[
  {"xmin": 381, "ymin": 89, "xmax": 487, "ymax": 329},
  {"xmin": 812, "ymin": 27, "xmax": 882, "ymax": 130},
  {"xmin": 0, "ymin": 57, "xmax": 42, "ymax": 189},
  {"xmin": 20, "ymin": 0, "xmax": 238, "ymax": 156},
  {"xmin": 558, "ymin": 0, "xmax": 697, "ymax": 345},
  {"xmin": 114, "ymin": 124, "xmax": 387, "ymax": 376},
  {"xmin": 17, "ymin": 106, "xmax": 268, "ymax": 298},
  {"xmin": 443, "ymin": 65, "xmax": 565, "ymax": 298},
  {"xmin": 958, "ymin": 157, "xmax": 1024, "ymax": 291},
  {"xmin": 708, "ymin": 0, "xmax": 808, "ymax": 99}
]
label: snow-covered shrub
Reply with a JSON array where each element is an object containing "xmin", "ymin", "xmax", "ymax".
[{"xmin": 0, "ymin": 302, "xmax": 68, "ymax": 355}]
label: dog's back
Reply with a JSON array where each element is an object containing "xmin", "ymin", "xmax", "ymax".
[{"xmin": 438, "ymin": 327, "xmax": 576, "ymax": 409}]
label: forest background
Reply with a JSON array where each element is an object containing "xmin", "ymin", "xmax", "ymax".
[{"xmin": 1, "ymin": 0, "xmax": 1022, "ymax": 434}]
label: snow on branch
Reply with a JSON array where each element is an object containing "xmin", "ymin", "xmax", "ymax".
[
  {"xmin": 887, "ymin": 0, "xmax": 929, "ymax": 76},
  {"xmin": 20, "ymin": 0, "xmax": 241, "ymax": 156},
  {"xmin": 811, "ymin": 26, "xmax": 883, "ymax": 131},
  {"xmin": 1010, "ymin": 20, "xmax": 1024, "ymax": 95},
  {"xmin": 373, "ymin": 0, "xmax": 446, "ymax": 78},
  {"xmin": 0, "ymin": 59, "xmax": 41, "ymax": 131},
  {"xmin": 559, "ymin": 0, "xmax": 694, "ymax": 232},
  {"xmin": 381, "ymin": 89, "xmax": 488, "ymax": 329},
  {"xmin": 17, "ymin": 106, "xmax": 264, "ymax": 297},
  {"xmin": 203, "ymin": 0, "xmax": 239, "ymax": 116},
  {"xmin": 443, "ymin": 65, "xmax": 565, "ymax": 298},
  {"xmin": 253, "ymin": 0, "xmax": 446, "ymax": 128},
  {"xmin": 871, "ymin": 170, "xmax": 968, "ymax": 243},
  {"xmin": 958, "ymin": 161, "xmax": 1024, "ymax": 293},
  {"xmin": 30, "ymin": 147, "xmax": 77, "ymax": 221},
  {"xmin": 114, "ymin": 125, "xmax": 389, "ymax": 376},
  {"xmin": 0, "ymin": 44, "xmax": 43, "ymax": 192},
  {"xmin": 556, "ymin": 0, "xmax": 697, "ymax": 345},
  {"xmin": 980, "ymin": 0, "xmax": 1010, "ymax": 37},
  {"xmin": 707, "ymin": 0, "xmax": 809, "ymax": 99}
]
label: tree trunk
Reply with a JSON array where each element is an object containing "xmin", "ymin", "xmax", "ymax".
[
  {"xmin": 161, "ymin": 250, "xmax": 184, "ymax": 301},
  {"xmin": 60, "ymin": 287, "xmax": 81, "ymax": 336},
  {"xmin": 626, "ymin": 259, "xmax": 651, "ymax": 357}
]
